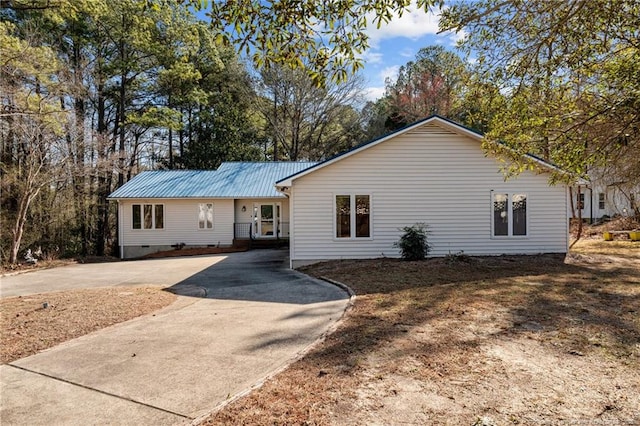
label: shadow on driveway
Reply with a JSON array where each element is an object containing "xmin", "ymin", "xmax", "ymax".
[{"xmin": 165, "ymin": 248, "xmax": 348, "ymax": 305}]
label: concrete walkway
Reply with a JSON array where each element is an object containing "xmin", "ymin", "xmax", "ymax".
[{"xmin": 1, "ymin": 250, "xmax": 349, "ymax": 425}]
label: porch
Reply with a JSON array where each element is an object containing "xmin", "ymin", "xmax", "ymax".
[{"xmin": 233, "ymin": 222, "xmax": 290, "ymax": 249}]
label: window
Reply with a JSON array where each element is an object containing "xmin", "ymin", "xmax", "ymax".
[
  {"xmin": 132, "ymin": 204, "xmax": 163, "ymax": 229},
  {"xmin": 577, "ymin": 193, "xmax": 585, "ymax": 210},
  {"xmin": 493, "ymin": 193, "xmax": 508, "ymax": 236},
  {"xmin": 512, "ymin": 194, "xmax": 527, "ymax": 236},
  {"xmin": 492, "ymin": 192, "xmax": 527, "ymax": 237},
  {"xmin": 198, "ymin": 203, "xmax": 214, "ymax": 229},
  {"xmin": 335, "ymin": 194, "xmax": 371, "ymax": 239},
  {"xmin": 336, "ymin": 195, "xmax": 351, "ymax": 238},
  {"xmin": 598, "ymin": 193, "xmax": 605, "ymax": 210},
  {"xmin": 355, "ymin": 195, "xmax": 370, "ymax": 238},
  {"xmin": 154, "ymin": 205, "xmax": 164, "ymax": 229},
  {"xmin": 132, "ymin": 204, "xmax": 142, "ymax": 229}
]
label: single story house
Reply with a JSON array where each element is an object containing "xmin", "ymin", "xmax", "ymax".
[
  {"xmin": 108, "ymin": 161, "xmax": 315, "ymax": 259},
  {"xmin": 109, "ymin": 116, "xmax": 577, "ymax": 266},
  {"xmin": 570, "ymin": 176, "xmax": 639, "ymax": 222}
]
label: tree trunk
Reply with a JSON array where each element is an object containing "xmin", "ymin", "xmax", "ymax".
[
  {"xmin": 569, "ymin": 186, "xmax": 576, "ymax": 219},
  {"xmin": 95, "ymin": 61, "xmax": 108, "ymax": 256},
  {"xmin": 168, "ymin": 127, "xmax": 174, "ymax": 168},
  {"xmin": 570, "ymin": 186, "xmax": 583, "ymax": 249},
  {"xmin": 273, "ymin": 91, "xmax": 278, "ymax": 161},
  {"xmin": 72, "ymin": 39, "xmax": 88, "ymax": 255},
  {"xmin": 117, "ymin": 18, "xmax": 127, "ymax": 188},
  {"xmin": 9, "ymin": 188, "xmax": 39, "ymax": 264}
]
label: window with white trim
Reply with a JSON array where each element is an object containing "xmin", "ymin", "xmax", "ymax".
[
  {"xmin": 598, "ymin": 193, "xmax": 605, "ymax": 210},
  {"xmin": 132, "ymin": 203, "xmax": 164, "ymax": 229},
  {"xmin": 492, "ymin": 192, "xmax": 527, "ymax": 237},
  {"xmin": 198, "ymin": 203, "xmax": 214, "ymax": 229},
  {"xmin": 335, "ymin": 194, "xmax": 371, "ymax": 239}
]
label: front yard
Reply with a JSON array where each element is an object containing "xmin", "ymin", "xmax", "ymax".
[
  {"xmin": 1, "ymin": 238, "xmax": 638, "ymax": 424},
  {"xmin": 204, "ymin": 245, "xmax": 640, "ymax": 425},
  {"xmin": 0, "ymin": 287, "xmax": 176, "ymax": 364}
]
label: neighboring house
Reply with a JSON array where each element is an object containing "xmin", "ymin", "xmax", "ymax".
[
  {"xmin": 570, "ymin": 177, "xmax": 640, "ymax": 221},
  {"xmin": 110, "ymin": 116, "xmax": 576, "ymax": 265},
  {"xmin": 108, "ymin": 162, "xmax": 315, "ymax": 259}
]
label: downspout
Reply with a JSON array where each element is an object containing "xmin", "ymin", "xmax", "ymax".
[
  {"xmin": 589, "ymin": 187, "xmax": 593, "ymax": 224},
  {"xmin": 118, "ymin": 200, "xmax": 124, "ymax": 259},
  {"xmin": 288, "ymin": 187, "xmax": 293, "ymax": 269}
]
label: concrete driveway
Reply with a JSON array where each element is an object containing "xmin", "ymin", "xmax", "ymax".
[
  {"xmin": 0, "ymin": 249, "xmax": 350, "ymax": 425},
  {"xmin": 0, "ymin": 254, "xmax": 229, "ymax": 298}
]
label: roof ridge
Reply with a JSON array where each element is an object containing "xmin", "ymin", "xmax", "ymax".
[{"xmin": 220, "ymin": 161, "xmax": 317, "ymax": 164}]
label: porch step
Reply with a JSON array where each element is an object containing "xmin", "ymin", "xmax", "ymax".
[
  {"xmin": 234, "ymin": 239, "xmax": 289, "ymax": 249},
  {"xmin": 232, "ymin": 239, "xmax": 252, "ymax": 249}
]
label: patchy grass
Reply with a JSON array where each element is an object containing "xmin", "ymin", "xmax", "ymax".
[
  {"xmin": 203, "ymin": 252, "xmax": 640, "ymax": 425},
  {"xmin": 1, "ymin": 238, "xmax": 637, "ymax": 424},
  {"xmin": 0, "ymin": 287, "xmax": 176, "ymax": 364},
  {"xmin": 1, "ymin": 259, "xmax": 77, "ymax": 276},
  {"xmin": 572, "ymin": 238, "xmax": 640, "ymax": 259},
  {"xmin": 1, "ymin": 256, "xmax": 120, "ymax": 276}
]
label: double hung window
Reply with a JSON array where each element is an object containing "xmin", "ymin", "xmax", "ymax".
[{"xmin": 198, "ymin": 203, "xmax": 214, "ymax": 229}]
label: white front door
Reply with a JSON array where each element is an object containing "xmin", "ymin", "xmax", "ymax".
[{"xmin": 254, "ymin": 203, "xmax": 280, "ymax": 238}]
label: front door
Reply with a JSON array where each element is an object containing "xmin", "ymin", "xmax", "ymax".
[{"xmin": 254, "ymin": 203, "xmax": 280, "ymax": 238}]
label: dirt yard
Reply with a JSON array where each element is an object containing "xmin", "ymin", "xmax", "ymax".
[
  {"xmin": 203, "ymin": 249, "xmax": 640, "ymax": 425},
  {"xmin": 1, "ymin": 237, "xmax": 638, "ymax": 425},
  {"xmin": 0, "ymin": 286, "xmax": 176, "ymax": 364}
]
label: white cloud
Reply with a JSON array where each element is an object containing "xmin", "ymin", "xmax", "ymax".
[
  {"xmin": 361, "ymin": 65, "xmax": 399, "ymax": 102},
  {"xmin": 400, "ymin": 47, "xmax": 414, "ymax": 58},
  {"xmin": 363, "ymin": 2, "xmax": 465, "ymax": 49},
  {"xmin": 448, "ymin": 28, "xmax": 467, "ymax": 46},
  {"xmin": 363, "ymin": 86, "xmax": 386, "ymax": 102},
  {"xmin": 379, "ymin": 65, "xmax": 400, "ymax": 83},
  {"xmin": 365, "ymin": 3, "xmax": 441, "ymax": 48},
  {"xmin": 361, "ymin": 51, "xmax": 384, "ymax": 65}
]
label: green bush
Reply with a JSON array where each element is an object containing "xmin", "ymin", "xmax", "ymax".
[{"xmin": 394, "ymin": 223, "xmax": 431, "ymax": 260}]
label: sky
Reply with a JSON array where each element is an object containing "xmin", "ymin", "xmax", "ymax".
[
  {"xmin": 359, "ymin": 4, "xmax": 466, "ymax": 101},
  {"xmin": 197, "ymin": 3, "xmax": 466, "ymax": 103}
]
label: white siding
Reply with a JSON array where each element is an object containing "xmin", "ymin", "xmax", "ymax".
[
  {"xmin": 233, "ymin": 198, "xmax": 291, "ymax": 223},
  {"xmin": 569, "ymin": 183, "xmax": 640, "ymax": 220},
  {"xmin": 120, "ymin": 198, "xmax": 234, "ymax": 248},
  {"xmin": 290, "ymin": 123, "xmax": 568, "ymax": 265},
  {"xmin": 233, "ymin": 198, "xmax": 291, "ymax": 239}
]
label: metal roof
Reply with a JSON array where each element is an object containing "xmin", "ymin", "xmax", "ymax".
[
  {"xmin": 214, "ymin": 162, "xmax": 317, "ymax": 197},
  {"xmin": 108, "ymin": 162, "xmax": 317, "ymax": 199}
]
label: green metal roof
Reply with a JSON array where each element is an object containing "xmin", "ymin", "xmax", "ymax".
[{"xmin": 108, "ymin": 162, "xmax": 317, "ymax": 199}]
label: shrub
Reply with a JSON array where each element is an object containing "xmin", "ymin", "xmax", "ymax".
[{"xmin": 394, "ymin": 223, "xmax": 430, "ymax": 260}]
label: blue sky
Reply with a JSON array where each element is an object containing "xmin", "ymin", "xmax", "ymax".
[
  {"xmin": 358, "ymin": 4, "xmax": 466, "ymax": 101},
  {"xmin": 197, "ymin": 3, "xmax": 465, "ymax": 103}
]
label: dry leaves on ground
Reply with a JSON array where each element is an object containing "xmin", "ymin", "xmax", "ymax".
[
  {"xmin": 571, "ymin": 238, "xmax": 640, "ymax": 260},
  {"xmin": 204, "ymin": 252, "xmax": 640, "ymax": 425},
  {"xmin": 0, "ymin": 286, "xmax": 176, "ymax": 364}
]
